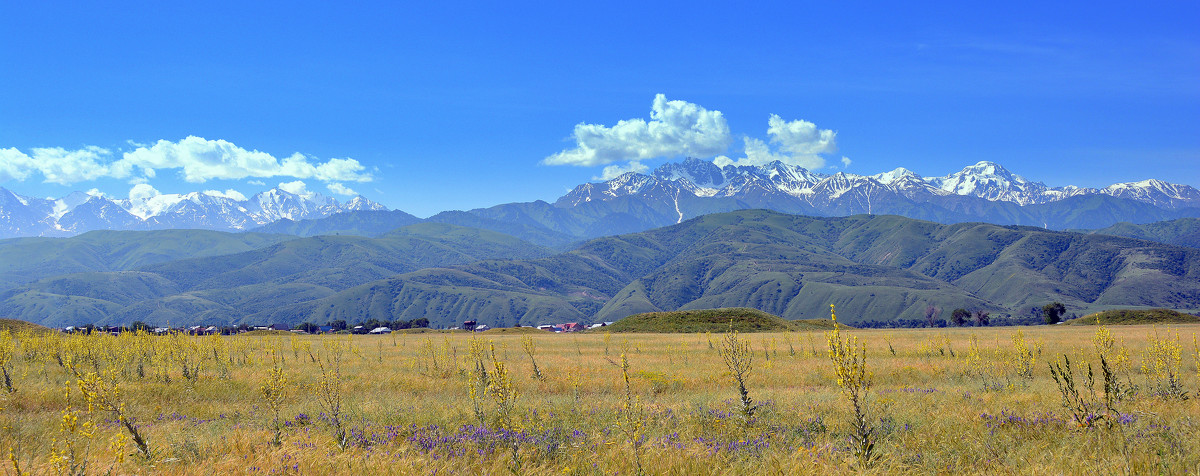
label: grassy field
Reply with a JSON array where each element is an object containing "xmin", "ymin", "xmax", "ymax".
[{"xmin": 1, "ymin": 321, "xmax": 1198, "ymax": 474}]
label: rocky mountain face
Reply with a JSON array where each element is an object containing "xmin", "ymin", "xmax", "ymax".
[{"xmin": 0, "ymin": 187, "xmax": 385, "ymax": 238}]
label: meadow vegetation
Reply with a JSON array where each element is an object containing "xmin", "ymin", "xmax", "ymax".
[{"xmin": 0, "ymin": 319, "xmax": 1198, "ymax": 474}]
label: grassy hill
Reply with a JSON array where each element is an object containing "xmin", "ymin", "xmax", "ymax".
[
  {"xmin": 0, "ymin": 318, "xmax": 54, "ymax": 334},
  {"xmin": 601, "ymin": 307, "xmax": 833, "ymax": 333},
  {"xmin": 1069, "ymin": 308, "xmax": 1200, "ymax": 325}
]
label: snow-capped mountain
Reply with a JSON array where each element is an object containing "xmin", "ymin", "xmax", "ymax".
[
  {"xmin": 559, "ymin": 158, "xmax": 1200, "ymax": 212},
  {"xmin": 245, "ymin": 189, "xmax": 338, "ymax": 223},
  {"xmin": 0, "ymin": 188, "xmax": 56, "ymax": 237},
  {"xmin": 0, "ymin": 187, "xmax": 387, "ymax": 238},
  {"xmin": 1101, "ymin": 179, "xmax": 1200, "ymax": 209},
  {"xmin": 344, "ymin": 195, "xmax": 389, "ymax": 211},
  {"xmin": 58, "ymin": 196, "xmax": 145, "ymax": 232}
]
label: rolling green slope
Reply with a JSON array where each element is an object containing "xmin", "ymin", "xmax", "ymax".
[
  {"xmin": 1080, "ymin": 218, "xmax": 1200, "ymax": 249},
  {"xmin": 0, "ymin": 230, "xmax": 295, "ymax": 291},
  {"xmin": 1, "ymin": 223, "xmax": 556, "ymax": 326},
  {"xmin": 283, "ymin": 210, "xmax": 1200, "ymax": 329},
  {"xmin": 5, "ymin": 210, "xmax": 1198, "ymax": 329},
  {"xmin": 250, "ymin": 210, "xmax": 423, "ymax": 237}
]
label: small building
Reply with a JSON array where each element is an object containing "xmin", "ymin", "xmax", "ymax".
[{"xmin": 368, "ymin": 326, "xmax": 391, "ymax": 334}]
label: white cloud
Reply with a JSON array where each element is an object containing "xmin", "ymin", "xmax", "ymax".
[
  {"xmin": 712, "ymin": 115, "xmax": 839, "ymax": 169},
  {"xmin": 203, "ymin": 189, "xmax": 247, "ymax": 201},
  {"xmin": 543, "ymin": 94, "xmax": 732, "ymax": 168},
  {"xmin": 29, "ymin": 146, "xmax": 112, "ymax": 184},
  {"xmin": 767, "ymin": 115, "xmax": 837, "ymax": 158},
  {"xmin": 841, "ymin": 156, "xmax": 852, "ymax": 168},
  {"xmin": 247, "ymin": 180, "xmax": 266, "ymax": 186},
  {"xmin": 0, "ymin": 137, "xmax": 374, "ymax": 188},
  {"xmin": 326, "ymin": 182, "xmax": 357, "ymax": 196},
  {"xmin": 125, "ymin": 183, "xmax": 170, "ymax": 220},
  {"xmin": 114, "ymin": 136, "xmax": 373, "ymax": 183},
  {"xmin": 278, "ymin": 180, "xmax": 310, "ymax": 197},
  {"xmin": 0, "ymin": 148, "xmax": 36, "ymax": 182},
  {"xmin": 85, "ymin": 188, "xmax": 106, "ymax": 197},
  {"xmin": 128, "ymin": 183, "xmax": 161, "ymax": 201},
  {"xmin": 594, "ymin": 161, "xmax": 649, "ymax": 180},
  {"xmin": 745, "ymin": 137, "xmax": 791, "ymax": 165}
]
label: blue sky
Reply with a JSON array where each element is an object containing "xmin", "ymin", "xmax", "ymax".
[{"xmin": 1, "ymin": 1, "xmax": 1197, "ymax": 217}]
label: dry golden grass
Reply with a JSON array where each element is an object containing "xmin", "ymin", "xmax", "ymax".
[{"xmin": 0, "ymin": 324, "xmax": 1197, "ymax": 474}]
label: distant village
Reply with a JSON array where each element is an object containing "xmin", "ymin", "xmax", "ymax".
[{"xmin": 56, "ymin": 319, "xmax": 613, "ymax": 335}]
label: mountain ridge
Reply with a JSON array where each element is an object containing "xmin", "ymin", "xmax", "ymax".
[
  {"xmin": 5, "ymin": 210, "xmax": 1197, "ymax": 329},
  {"xmin": 560, "ymin": 158, "xmax": 1199, "ymax": 209},
  {"xmin": 2, "ymin": 159, "xmax": 1198, "ymax": 244}
]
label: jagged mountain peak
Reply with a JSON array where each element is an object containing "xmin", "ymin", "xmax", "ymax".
[
  {"xmin": 938, "ymin": 161, "xmax": 1029, "ymax": 185},
  {"xmin": 872, "ymin": 167, "xmax": 920, "ymax": 184},
  {"xmin": 345, "ymin": 195, "xmax": 387, "ymax": 211},
  {"xmin": 926, "ymin": 160, "xmax": 1048, "ymax": 204},
  {"xmin": 653, "ymin": 157, "xmax": 725, "ymax": 188},
  {"xmin": 962, "ymin": 160, "xmax": 1011, "ymax": 174}
]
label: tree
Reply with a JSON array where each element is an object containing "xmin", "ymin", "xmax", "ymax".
[
  {"xmin": 1042, "ymin": 302, "xmax": 1066, "ymax": 324},
  {"xmin": 925, "ymin": 305, "xmax": 941, "ymax": 328},
  {"xmin": 951, "ymin": 308, "xmax": 970, "ymax": 327},
  {"xmin": 295, "ymin": 322, "xmax": 320, "ymax": 333},
  {"xmin": 972, "ymin": 309, "xmax": 990, "ymax": 327}
]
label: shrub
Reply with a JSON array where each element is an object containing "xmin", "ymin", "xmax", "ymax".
[
  {"xmin": 718, "ymin": 326, "xmax": 756, "ymax": 424},
  {"xmin": 825, "ymin": 305, "xmax": 878, "ymax": 469}
]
